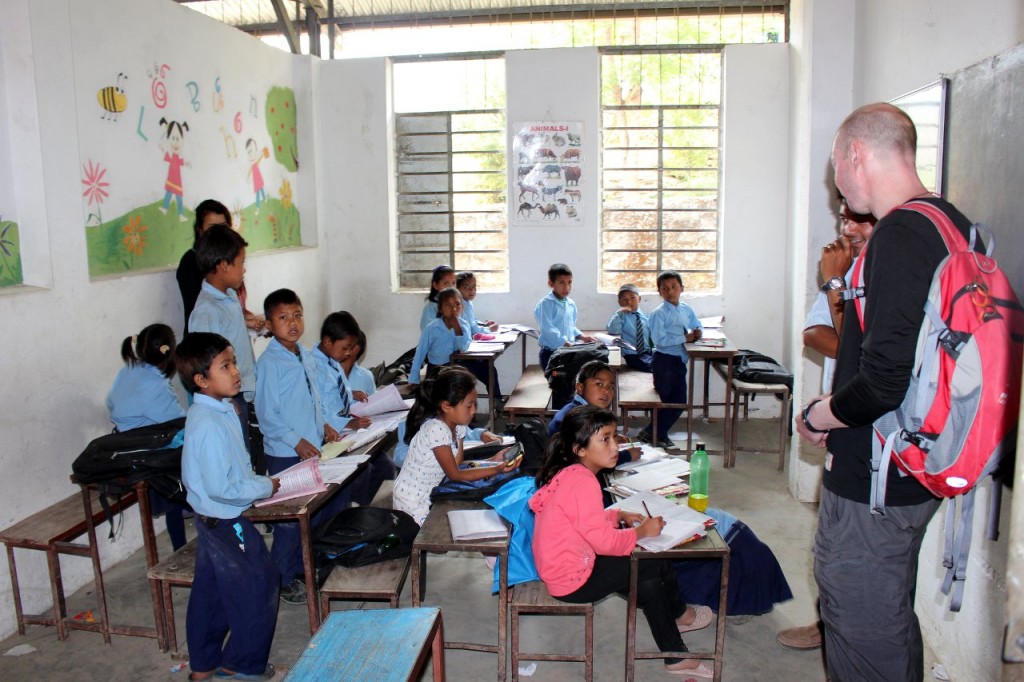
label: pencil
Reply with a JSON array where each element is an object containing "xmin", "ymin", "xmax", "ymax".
[{"xmin": 642, "ymin": 501, "xmax": 652, "ymax": 518}]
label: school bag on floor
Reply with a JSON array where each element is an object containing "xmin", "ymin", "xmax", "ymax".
[
  {"xmin": 544, "ymin": 342, "xmax": 609, "ymax": 410},
  {"xmin": 312, "ymin": 506, "xmax": 419, "ymax": 585},
  {"xmin": 847, "ymin": 200, "xmax": 1024, "ymax": 611}
]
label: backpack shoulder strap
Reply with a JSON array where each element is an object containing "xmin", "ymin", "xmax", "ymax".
[{"xmin": 899, "ymin": 199, "xmax": 966, "ymax": 254}]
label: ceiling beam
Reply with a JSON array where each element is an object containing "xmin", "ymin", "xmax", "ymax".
[{"xmin": 269, "ymin": 0, "xmax": 301, "ymax": 53}]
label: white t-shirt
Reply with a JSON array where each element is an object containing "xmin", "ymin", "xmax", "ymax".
[
  {"xmin": 803, "ymin": 261, "xmax": 857, "ymax": 393},
  {"xmin": 392, "ymin": 418, "xmax": 468, "ymax": 525}
]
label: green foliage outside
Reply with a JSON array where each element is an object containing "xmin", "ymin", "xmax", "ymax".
[{"xmin": 0, "ymin": 219, "xmax": 22, "ymax": 287}]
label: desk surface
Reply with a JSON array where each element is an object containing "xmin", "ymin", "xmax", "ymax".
[{"xmin": 412, "ymin": 499, "xmax": 510, "ymax": 554}]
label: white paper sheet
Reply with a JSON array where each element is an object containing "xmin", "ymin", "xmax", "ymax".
[{"xmin": 349, "ymin": 384, "xmax": 409, "ymax": 418}]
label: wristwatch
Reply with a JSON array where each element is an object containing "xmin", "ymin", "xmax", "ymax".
[{"xmin": 820, "ymin": 276, "xmax": 846, "ymax": 293}]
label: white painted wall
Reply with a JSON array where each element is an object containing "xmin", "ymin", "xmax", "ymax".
[{"xmin": 0, "ymin": 0, "xmax": 326, "ymax": 641}]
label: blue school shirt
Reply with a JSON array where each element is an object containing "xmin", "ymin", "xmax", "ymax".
[
  {"xmin": 533, "ymin": 292, "xmax": 581, "ymax": 351},
  {"xmin": 648, "ymin": 300, "xmax": 702, "ymax": 360},
  {"xmin": 409, "ymin": 317, "xmax": 471, "ymax": 384},
  {"xmin": 419, "ymin": 301, "xmax": 438, "ymax": 332},
  {"xmin": 547, "ymin": 394, "xmax": 588, "ymax": 437},
  {"xmin": 106, "ymin": 363, "xmax": 186, "ymax": 432},
  {"xmin": 189, "ymin": 281, "xmax": 256, "ymax": 400},
  {"xmin": 606, "ymin": 309, "xmax": 651, "ymax": 357},
  {"xmin": 348, "ymin": 364, "xmax": 377, "ymax": 396},
  {"xmin": 311, "ymin": 345, "xmax": 355, "ymax": 433},
  {"xmin": 459, "ymin": 298, "xmax": 485, "ymax": 336},
  {"xmin": 255, "ymin": 338, "xmax": 326, "ymax": 459},
  {"xmin": 182, "ymin": 393, "xmax": 273, "ymax": 519}
]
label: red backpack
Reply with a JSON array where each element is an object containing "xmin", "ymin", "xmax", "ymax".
[{"xmin": 848, "ymin": 200, "xmax": 1024, "ymax": 611}]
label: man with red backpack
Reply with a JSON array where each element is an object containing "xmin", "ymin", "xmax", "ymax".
[{"xmin": 796, "ymin": 103, "xmax": 974, "ymax": 682}]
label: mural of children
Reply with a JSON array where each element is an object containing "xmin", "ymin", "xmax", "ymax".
[
  {"xmin": 246, "ymin": 138, "xmax": 269, "ymax": 213},
  {"xmin": 159, "ymin": 117, "xmax": 190, "ymax": 222}
]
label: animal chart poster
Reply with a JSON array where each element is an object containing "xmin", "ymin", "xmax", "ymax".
[
  {"xmin": 70, "ymin": 0, "xmax": 304, "ymax": 278},
  {"xmin": 512, "ymin": 122, "xmax": 583, "ymax": 226}
]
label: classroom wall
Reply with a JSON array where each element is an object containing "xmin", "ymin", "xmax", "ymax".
[
  {"xmin": 322, "ymin": 46, "xmax": 791, "ymax": 424},
  {"xmin": 0, "ymin": 0, "xmax": 327, "ymax": 642}
]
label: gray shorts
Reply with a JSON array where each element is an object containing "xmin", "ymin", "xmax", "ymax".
[{"xmin": 813, "ymin": 488, "xmax": 940, "ymax": 682}]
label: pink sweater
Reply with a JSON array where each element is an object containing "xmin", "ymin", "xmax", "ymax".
[{"xmin": 529, "ymin": 464, "xmax": 637, "ymax": 597}]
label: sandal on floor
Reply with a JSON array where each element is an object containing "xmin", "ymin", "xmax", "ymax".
[
  {"xmin": 678, "ymin": 605, "xmax": 714, "ymax": 633},
  {"xmin": 189, "ymin": 674, "xmax": 216, "ymax": 682},
  {"xmin": 664, "ymin": 660, "xmax": 715, "ymax": 678}
]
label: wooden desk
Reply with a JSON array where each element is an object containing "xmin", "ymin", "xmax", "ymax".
[
  {"xmin": 244, "ymin": 430, "xmax": 397, "ymax": 634},
  {"xmin": 411, "ymin": 499, "xmax": 510, "ymax": 681},
  {"xmin": 625, "ymin": 529, "xmax": 730, "ymax": 681},
  {"xmin": 686, "ymin": 342, "xmax": 738, "ymax": 464},
  {"xmin": 453, "ymin": 330, "xmax": 525, "ymax": 430},
  {"xmin": 284, "ymin": 607, "xmax": 445, "ymax": 681}
]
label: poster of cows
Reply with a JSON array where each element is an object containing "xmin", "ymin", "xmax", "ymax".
[{"xmin": 512, "ymin": 122, "xmax": 583, "ymax": 226}]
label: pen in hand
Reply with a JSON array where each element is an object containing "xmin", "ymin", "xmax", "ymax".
[{"xmin": 642, "ymin": 501, "xmax": 652, "ymax": 518}]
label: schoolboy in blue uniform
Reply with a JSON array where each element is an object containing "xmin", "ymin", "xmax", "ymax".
[
  {"xmin": 188, "ymin": 224, "xmax": 263, "ymax": 472},
  {"xmin": 345, "ymin": 331, "xmax": 377, "ymax": 396},
  {"xmin": 255, "ymin": 289, "xmax": 342, "ymax": 605},
  {"xmin": 533, "ymin": 263, "xmax": 595, "ymax": 369},
  {"xmin": 606, "ymin": 283, "xmax": 653, "ymax": 372},
  {"xmin": 643, "ymin": 271, "xmax": 702, "ymax": 448},
  {"xmin": 176, "ymin": 332, "xmax": 279, "ymax": 682}
]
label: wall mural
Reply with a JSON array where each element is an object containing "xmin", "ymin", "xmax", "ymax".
[
  {"xmin": 71, "ymin": 0, "xmax": 303, "ymax": 278},
  {"xmin": 0, "ymin": 217, "xmax": 21, "ymax": 287}
]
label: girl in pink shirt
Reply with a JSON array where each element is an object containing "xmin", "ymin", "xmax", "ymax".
[{"xmin": 529, "ymin": 405, "xmax": 714, "ymax": 678}]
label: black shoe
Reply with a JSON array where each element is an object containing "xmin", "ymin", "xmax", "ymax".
[
  {"xmin": 214, "ymin": 664, "xmax": 277, "ymax": 680},
  {"xmin": 637, "ymin": 431, "xmax": 654, "ymax": 445},
  {"xmin": 279, "ymin": 578, "xmax": 307, "ymax": 605},
  {"xmin": 657, "ymin": 437, "xmax": 678, "ymax": 449}
]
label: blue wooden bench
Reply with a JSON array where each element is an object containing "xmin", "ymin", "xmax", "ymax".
[{"xmin": 284, "ymin": 607, "xmax": 445, "ymax": 681}]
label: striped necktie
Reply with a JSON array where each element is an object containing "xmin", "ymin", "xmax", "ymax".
[
  {"xmin": 335, "ymin": 361, "xmax": 351, "ymax": 416},
  {"xmin": 634, "ymin": 313, "xmax": 647, "ymax": 353}
]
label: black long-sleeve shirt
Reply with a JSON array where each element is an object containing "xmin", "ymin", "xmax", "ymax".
[{"xmin": 824, "ymin": 197, "xmax": 973, "ymax": 506}]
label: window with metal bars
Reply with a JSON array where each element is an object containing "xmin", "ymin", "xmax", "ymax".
[
  {"xmin": 600, "ymin": 48, "xmax": 722, "ymax": 294},
  {"xmin": 392, "ymin": 57, "xmax": 508, "ymax": 292}
]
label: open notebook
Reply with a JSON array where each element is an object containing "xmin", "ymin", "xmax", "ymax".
[
  {"xmin": 447, "ymin": 509, "xmax": 509, "ymax": 541},
  {"xmin": 609, "ymin": 490, "xmax": 715, "ymax": 552}
]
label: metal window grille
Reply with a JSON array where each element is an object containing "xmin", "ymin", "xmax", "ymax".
[{"xmin": 600, "ymin": 48, "xmax": 723, "ymax": 294}]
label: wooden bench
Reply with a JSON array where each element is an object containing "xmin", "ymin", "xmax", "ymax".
[
  {"xmin": 616, "ymin": 369, "xmax": 690, "ymax": 450},
  {"xmin": 0, "ymin": 488, "xmax": 140, "ymax": 641},
  {"xmin": 510, "ymin": 580, "xmax": 594, "ymax": 681},
  {"xmin": 146, "ymin": 538, "xmax": 199, "ymax": 656},
  {"xmin": 318, "ymin": 554, "xmax": 412, "ymax": 624},
  {"xmin": 712, "ymin": 363, "xmax": 791, "ymax": 469},
  {"xmin": 502, "ymin": 364, "xmax": 553, "ymax": 425},
  {"xmin": 284, "ymin": 607, "xmax": 445, "ymax": 681}
]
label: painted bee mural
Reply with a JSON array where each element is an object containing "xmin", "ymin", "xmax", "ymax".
[{"xmin": 97, "ymin": 72, "xmax": 127, "ymax": 121}]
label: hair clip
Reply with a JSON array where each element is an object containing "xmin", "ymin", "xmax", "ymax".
[{"xmin": 159, "ymin": 344, "xmax": 171, "ymax": 355}]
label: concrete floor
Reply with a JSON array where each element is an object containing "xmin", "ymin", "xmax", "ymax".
[{"xmin": 0, "ymin": 416, "xmax": 920, "ymax": 681}]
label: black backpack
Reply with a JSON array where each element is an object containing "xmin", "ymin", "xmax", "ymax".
[
  {"xmin": 511, "ymin": 418, "xmax": 549, "ymax": 475},
  {"xmin": 730, "ymin": 350, "xmax": 793, "ymax": 392},
  {"xmin": 312, "ymin": 506, "xmax": 419, "ymax": 584},
  {"xmin": 371, "ymin": 347, "xmax": 417, "ymax": 387},
  {"xmin": 544, "ymin": 342, "xmax": 610, "ymax": 410},
  {"xmin": 429, "ymin": 468, "xmax": 523, "ymax": 502}
]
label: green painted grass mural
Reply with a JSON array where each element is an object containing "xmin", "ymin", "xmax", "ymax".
[
  {"xmin": 85, "ymin": 198, "xmax": 300, "ymax": 277},
  {"xmin": 0, "ymin": 218, "xmax": 23, "ymax": 287}
]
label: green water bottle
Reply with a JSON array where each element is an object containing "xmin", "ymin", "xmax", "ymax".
[{"xmin": 688, "ymin": 442, "xmax": 709, "ymax": 513}]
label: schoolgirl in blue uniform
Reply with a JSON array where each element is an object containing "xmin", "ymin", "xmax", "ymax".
[
  {"xmin": 409, "ymin": 288, "xmax": 471, "ymax": 384},
  {"xmin": 419, "ymin": 265, "xmax": 456, "ymax": 332},
  {"xmin": 176, "ymin": 332, "xmax": 279, "ymax": 682}
]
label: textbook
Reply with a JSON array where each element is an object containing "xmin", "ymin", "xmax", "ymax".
[
  {"xmin": 593, "ymin": 332, "xmax": 637, "ymax": 352},
  {"xmin": 609, "ymin": 490, "xmax": 715, "ymax": 552},
  {"xmin": 348, "ymin": 384, "xmax": 411, "ymax": 418},
  {"xmin": 692, "ymin": 329, "xmax": 727, "ymax": 347},
  {"xmin": 447, "ymin": 509, "xmax": 509, "ymax": 541},
  {"xmin": 253, "ymin": 458, "xmax": 326, "ymax": 507}
]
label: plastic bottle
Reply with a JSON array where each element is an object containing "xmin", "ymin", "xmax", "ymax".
[
  {"xmin": 376, "ymin": 533, "xmax": 401, "ymax": 555},
  {"xmin": 688, "ymin": 442, "xmax": 709, "ymax": 513}
]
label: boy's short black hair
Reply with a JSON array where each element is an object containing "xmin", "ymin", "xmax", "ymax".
[
  {"xmin": 175, "ymin": 332, "xmax": 231, "ymax": 393},
  {"xmin": 263, "ymin": 288, "xmax": 302, "ymax": 319},
  {"xmin": 320, "ymin": 310, "xmax": 360, "ymax": 341},
  {"xmin": 354, "ymin": 330, "xmax": 368, "ymax": 361},
  {"xmin": 656, "ymin": 270, "xmax": 683, "ymax": 288},
  {"xmin": 548, "ymin": 263, "xmax": 572, "ymax": 281},
  {"xmin": 195, "ymin": 223, "xmax": 248, "ymax": 275}
]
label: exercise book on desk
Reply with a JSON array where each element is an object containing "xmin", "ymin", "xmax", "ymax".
[
  {"xmin": 447, "ymin": 509, "xmax": 509, "ymax": 541},
  {"xmin": 253, "ymin": 458, "xmax": 326, "ymax": 507},
  {"xmin": 609, "ymin": 491, "xmax": 715, "ymax": 552}
]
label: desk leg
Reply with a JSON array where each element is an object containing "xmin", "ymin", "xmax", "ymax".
[
  {"xmin": 79, "ymin": 486, "xmax": 112, "ymax": 644},
  {"xmin": 686, "ymin": 357, "xmax": 696, "ymax": 452},
  {"xmin": 487, "ymin": 356, "xmax": 497, "ymax": 432},
  {"xmin": 135, "ymin": 483, "xmax": 166, "ymax": 650},
  {"xmin": 298, "ymin": 514, "xmax": 318, "ymax": 634},
  {"xmin": 723, "ymin": 357, "xmax": 735, "ymax": 468},
  {"xmin": 411, "ymin": 548, "xmax": 424, "ymax": 607},
  {"xmin": 714, "ymin": 553, "xmax": 731, "ymax": 682},
  {"xmin": 702, "ymin": 358, "xmax": 711, "ymax": 419},
  {"xmin": 498, "ymin": 551, "xmax": 508, "ymax": 682},
  {"xmin": 432, "ymin": 612, "xmax": 446, "ymax": 681},
  {"xmin": 45, "ymin": 549, "xmax": 67, "ymax": 640},
  {"xmin": 625, "ymin": 555, "xmax": 639, "ymax": 682}
]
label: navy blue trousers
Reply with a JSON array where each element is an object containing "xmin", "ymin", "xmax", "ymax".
[
  {"xmin": 266, "ymin": 455, "xmax": 352, "ymax": 586},
  {"xmin": 187, "ymin": 516, "xmax": 278, "ymax": 675},
  {"xmin": 648, "ymin": 351, "xmax": 688, "ymax": 441},
  {"xmin": 622, "ymin": 352, "xmax": 653, "ymax": 373},
  {"xmin": 539, "ymin": 347, "xmax": 554, "ymax": 371},
  {"xmin": 457, "ymin": 357, "xmax": 503, "ymax": 398}
]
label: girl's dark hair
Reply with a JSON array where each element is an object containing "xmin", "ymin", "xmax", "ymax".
[
  {"xmin": 455, "ymin": 271, "xmax": 476, "ymax": 288},
  {"xmin": 435, "ymin": 288, "xmax": 461, "ymax": 317},
  {"xmin": 574, "ymin": 360, "xmax": 612, "ymax": 388},
  {"xmin": 121, "ymin": 323, "xmax": 178, "ymax": 378},
  {"xmin": 159, "ymin": 117, "xmax": 189, "ymax": 140},
  {"xmin": 320, "ymin": 311, "xmax": 360, "ymax": 342},
  {"xmin": 354, "ymin": 330, "xmax": 368, "ymax": 361},
  {"xmin": 536, "ymin": 405, "xmax": 617, "ymax": 487},
  {"xmin": 404, "ymin": 366, "xmax": 477, "ymax": 444},
  {"xmin": 426, "ymin": 265, "xmax": 455, "ymax": 302},
  {"xmin": 193, "ymin": 198, "xmax": 232, "ymax": 243}
]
